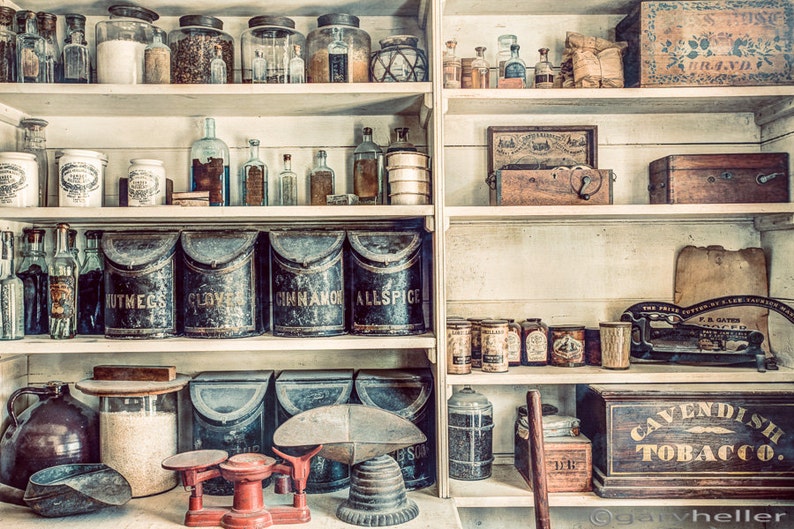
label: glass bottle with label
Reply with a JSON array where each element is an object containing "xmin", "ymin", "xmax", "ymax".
[
  {"xmin": 289, "ymin": 44, "xmax": 305, "ymax": 83},
  {"xmin": 534, "ymin": 47, "xmax": 554, "ymax": 89},
  {"xmin": 309, "ymin": 150, "xmax": 335, "ymax": 205},
  {"xmin": 0, "ymin": 7, "xmax": 16, "ymax": 83},
  {"xmin": 19, "ymin": 118, "xmax": 48, "ymax": 207},
  {"xmin": 278, "ymin": 154, "xmax": 298, "ymax": 205},
  {"xmin": 241, "ymin": 139, "xmax": 267, "ymax": 206},
  {"xmin": 0, "ymin": 231, "xmax": 24, "ymax": 340},
  {"xmin": 443, "ymin": 39, "xmax": 461, "ymax": 88},
  {"xmin": 471, "ymin": 46, "xmax": 489, "ymax": 89},
  {"xmin": 78, "ymin": 230, "xmax": 104, "ymax": 335},
  {"xmin": 36, "ymin": 12, "xmax": 60, "ymax": 82},
  {"xmin": 190, "ymin": 117, "xmax": 230, "ymax": 206},
  {"xmin": 62, "ymin": 31, "xmax": 89, "ymax": 83},
  {"xmin": 353, "ymin": 127, "xmax": 384, "ymax": 204},
  {"xmin": 521, "ymin": 317, "xmax": 548, "ymax": 366},
  {"xmin": 48, "ymin": 223, "xmax": 78, "ymax": 340},
  {"xmin": 17, "ymin": 228, "xmax": 48, "ymax": 335},
  {"xmin": 17, "ymin": 11, "xmax": 46, "ymax": 83},
  {"xmin": 503, "ymin": 44, "xmax": 526, "ymax": 88},
  {"xmin": 251, "ymin": 49, "xmax": 267, "ymax": 83},
  {"xmin": 328, "ymin": 27, "xmax": 348, "ymax": 83},
  {"xmin": 144, "ymin": 30, "xmax": 170, "ymax": 84},
  {"xmin": 209, "ymin": 43, "xmax": 226, "ymax": 84},
  {"xmin": 496, "ymin": 34, "xmax": 517, "ymax": 79}
]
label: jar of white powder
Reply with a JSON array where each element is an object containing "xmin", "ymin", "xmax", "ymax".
[{"xmin": 96, "ymin": 5, "xmax": 159, "ymax": 84}]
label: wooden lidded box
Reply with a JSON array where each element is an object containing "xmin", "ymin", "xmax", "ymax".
[
  {"xmin": 492, "ymin": 168, "xmax": 614, "ymax": 206},
  {"xmin": 648, "ymin": 153, "xmax": 789, "ymax": 204},
  {"xmin": 515, "ymin": 434, "xmax": 593, "ymax": 493},
  {"xmin": 577, "ymin": 384, "xmax": 794, "ymax": 499},
  {"xmin": 616, "ymin": 0, "xmax": 794, "ymax": 88}
]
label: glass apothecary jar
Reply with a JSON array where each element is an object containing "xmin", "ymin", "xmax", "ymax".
[
  {"xmin": 448, "ymin": 385, "xmax": 494, "ymax": 481},
  {"xmin": 241, "ymin": 16, "xmax": 304, "ymax": 84},
  {"xmin": 369, "ymin": 34, "xmax": 428, "ymax": 82},
  {"xmin": 306, "ymin": 13, "xmax": 370, "ymax": 83},
  {"xmin": 96, "ymin": 4, "xmax": 158, "ymax": 84},
  {"xmin": 170, "ymin": 15, "xmax": 234, "ymax": 84}
]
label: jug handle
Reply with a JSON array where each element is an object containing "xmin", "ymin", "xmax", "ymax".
[{"xmin": 6, "ymin": 385, "xmax": 59, "ymax": 428}]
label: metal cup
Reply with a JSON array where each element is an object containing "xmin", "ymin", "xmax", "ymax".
[{"xmin": 599, "ymin": 321, "xmax": 632, "ymax": 369}]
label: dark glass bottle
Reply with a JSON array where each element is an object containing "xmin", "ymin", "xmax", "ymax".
[
  {"xmin": 48, "ymin": 223, "xmax": 78, "ymax": 339},
  {"xmin": 78, "ymin": 230, "xmax": 104, "ymax": 335},
  {"xmin": 16, "ymin": 228, "xmax": 48, "ymax": 335}
]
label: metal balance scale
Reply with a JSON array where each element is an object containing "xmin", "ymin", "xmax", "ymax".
[{"xmin": 163, "ymin": 404, "xmax": 426, "ymax": 528}]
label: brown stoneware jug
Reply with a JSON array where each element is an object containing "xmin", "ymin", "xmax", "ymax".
[{"xmin": 0, "ymin": 381, "xmax": 99, "ymax": 490}]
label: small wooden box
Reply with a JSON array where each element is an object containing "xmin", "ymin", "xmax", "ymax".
[
  {"xmin": 491, "ymin": 168, "xmax": 613, "ymax": 206},
  {"xmin": 515, "ymin": 431, "xmax": 593, "ymax": 493},
  {"xmin": 649, "ymin": 153, "xmax": 789, "ymax": 204},
  {"xmin": 576, "ymin": 383, "xmax": 794, "ymax": 499},
  {"xmin": 616, "ymin": 0, "xmax": 794, "ymax": 87}
]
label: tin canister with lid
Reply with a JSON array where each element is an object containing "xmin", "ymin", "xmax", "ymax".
[
  {"xmin": 102, "ymin": 231, "xmax": 179, "ymax": 339},
  {"xmin": 348, "ymin": 229, "xmax": 425, "ymax": 335},
  {"xmin": 0, "ymin": 152, "xmax": 38, "ymax": 207},
  {"xmin": 269, "ymin": 229, "xmax": 345, "ymax": 337},
  {"xmin": 446, "ymin": 318, "xmax": 472, "ymax": 375},
  {"xmin": 480, "ymin": 319, "xmax": 509, "ymax": 373},
  {"xmin": 549, "ymin": 324, "xmax": 586, "ymax": 367},
  {"xmin": 127, "ymin": 159, "xmax": 166, "ymax": 206},
  {"xmin": 306, "ymin": 13, "xmax": 371, "ymax": 83},
  {"xmin": 57, "ymin": 149, "xmax": 107, "ymax": 207}
]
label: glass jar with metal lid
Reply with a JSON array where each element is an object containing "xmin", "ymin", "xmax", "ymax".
[
  {"xmin": 96, "ymin": 4, "xmax": 159, "ymax": 84},
  {"xmin": 169, "ymin": 15, "xmax": 234, "ymax": 84},
  {"xmin": 306, "ymin": 13, "xmax": 370, "ymax": 83},
  {"xmin": 241, "ymin": 16, "xmax": 305, "ymax": 84},
  {"xmin": 448, "ymin": 385, "xmax": 493, "ymax": 480}
]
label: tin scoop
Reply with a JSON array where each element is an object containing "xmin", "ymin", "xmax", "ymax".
[{"xmin": 0, "ymin": 463, "xmax": 131, "ymax": 517}]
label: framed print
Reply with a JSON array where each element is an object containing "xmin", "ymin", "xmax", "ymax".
[{"xmin": 487, "ymin": 126, "xmax": 598, "ymax": 174}]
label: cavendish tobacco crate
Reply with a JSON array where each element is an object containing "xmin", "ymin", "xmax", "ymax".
[
  {"xmin": 577, "ymin": 383, "xmax": 794, "ymax": 499},
  {"xmin": 616, "ymin": 0, "xmax": 794, "ymax": 87}
]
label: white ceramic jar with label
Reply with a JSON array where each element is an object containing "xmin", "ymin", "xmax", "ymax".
[
  {"xmin": 57, "ymin": 149, "xmax": 107, "ymax": 207},
  {"xmin": 127, "ymin": 159, "xmax": 166, "ymax": 206},
  {"xmin": 0, "ymin": 152, "xmax": 38, "ymax": 207}
]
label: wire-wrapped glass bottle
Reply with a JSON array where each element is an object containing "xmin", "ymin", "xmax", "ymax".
[
  {"xmin": 0, "ymin": 231, "xmax": 24, "ymax": 340},
  {"xmin": 48, "ymin": 223, "xmax": 78, "ymax": 340}
]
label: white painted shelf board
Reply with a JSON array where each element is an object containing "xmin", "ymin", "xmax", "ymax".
[
  {"xmin": 0, "ymin": 485, "xmax": 460, "ymax": 529},
  {"xmin": 443, "ymin": 0, "xmax": 635, "ymax": 15},
  {"xmin": 7, "ymin": 333, "xmax": 436, "ymax": 354},
  {"xmin": 447, "ymin": 364, "xmax": 794, "ymax": 386},
  {"xmin": 451, "ymin": 464, "xmax": 794, "ymax": 508},
  {"xmin": 0, "ymin": 206, "xmax": 434, "ymax": 227},
  {"xmin": 446, "ymin": 203, "xmax": 794, "ymax": 224},
  {"xmin": 444, "ymin": 87, "xmax": 794, "ymax": 117},
  {"xmin": 0, "ymin": 84, "xmax": 432, "ymax": 117}
]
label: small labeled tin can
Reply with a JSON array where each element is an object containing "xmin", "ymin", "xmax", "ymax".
[
  {"xmin": 446, "ymin": 318, "xmax": 472, "ymax": 375},
  {"xmin": 506, "ymin": 319, "xmax": 521, "ymax": 366},
  {"xmin": 521, "ymin": 317, "xmax": 548, "ymax": 366},
  {"xmin": 128, "ymin": 159, "xmax": 167, "ymax": 206},
  {"xmin": 0, "ymin": 152, "xmax": 38, "ymax": 207},
  {"xmin": 467, "ymin": 317, "xmax": 484, "ymax": 369},
  {"xmin": 480, "ymin": 319, "xmax": 509, "ymax": 373},
  {"xmin": 57, "ymin": 149, "xmax": 107, "ymax": 207},
  {"xmin": 549, "ymin": 325, "xmax": 585, "ymax": 367}
]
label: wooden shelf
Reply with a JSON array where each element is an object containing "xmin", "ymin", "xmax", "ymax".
[
  {"xmin": 447, "ymin": 364, "xmax": 794, "ymax": 386},
  {"xmin": 443, "ymin": 0, "xmax": 635, "ymax": 15}
]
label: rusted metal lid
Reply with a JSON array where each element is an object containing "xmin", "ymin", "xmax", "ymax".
[
  {"xmin": 181, "ymin": 230, "xmax": 258, "ymax": 269},
  {"xmin": 101, "ymin": 231, "xmax": 178, "ymax": 271},
  {"xmin": 354, "ymin": 369, "xmax": 432, "ymax": 420},
  {"xmin": 347, "ymin": 230, "xmax": 422, "ymax": 265},
  {"xmin": 269, "ymin": 230, "xmax": 345, "ymax": 267}
]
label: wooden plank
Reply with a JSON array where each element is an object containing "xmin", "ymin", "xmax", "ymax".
[{"xmin": 93, "ymin": 365, "xmax": 177, "ymax": 382}]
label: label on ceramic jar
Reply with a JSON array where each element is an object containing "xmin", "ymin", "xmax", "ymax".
[
  {"xmin": 128, "ymin": 161, "xmax": 165, "ymax": 206},
  {"xmin": 59, "ymin": 152, "xmax": 105, "ymax": 207},
  {"xmin": 0, "ymin": 155, "xmax": 36, "ymax": 207}
]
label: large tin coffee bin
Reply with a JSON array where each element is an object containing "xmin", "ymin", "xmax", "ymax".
[
  {"xmin": 275, "ymin": 369, "xmax": 354, "ymax": 493},
  {"xmin": 190, "ymin": 371, "xmax": 275, "ymax": 495},
  {"xmin": 180, "ymin": 230, "xmax": 265, "ymax": 338},
  {"xmin": 269, "ymin": 229, "xmax": 345, "ymax": 336},
  {"xmin": 348, "ymin": 229, "xmax": 425, "ymax": 335},
  {"xmin": 102, "ymin": 231, "xmax": 179, "ymax": 339},
  {"xmin": 577, "ymin": 383, "xmax": 794, "ymax": 499},
  {"xmin": 354, "ymin": 369, "xmax": 435, "ymax": 490}
]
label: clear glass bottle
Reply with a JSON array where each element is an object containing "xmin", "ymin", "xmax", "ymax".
[
  {"xmin": 289, "ymin": 44, "xmax": 305, "ymax": 83},
  {"xmin": 534, "ymin": 47, "xmax": 554, "ymax": 89},
  {"xmin": 328, "ymin": 27, "xmax": 348, "ymax": 83},
  {"xmin": 77, "ymin": 230, "xmax": 104, "ymax": 335},
  {"xmin": 241, "ymin": 139, "xmax": 267, "ymax": 206},
  {"xmin": 210, "ymin": 43, "xmax": 227, "ymax": 84},
  {"xmin": 36, "ymin": 12, "xmax": 60, "ymax": 83},
  {"xmin": 62, "ymin": 31, "xmax": 89, "ymax": 84},
  {"xmin": 503, "ymin": 43, "xmax": 526, "ymax": 88},
  {"xmin": 16, "ymin": 228, "xmax": 48, "ymax": 335},
  {"xmin": 48, "ymin": 223, "xmax": 78, "ymax": 340},
  {"xmin": 144, "ymin": 29, "xmax": 170, "ymax": 84},
  {"xmin": 251, "ymin": 49, "xmax": 267, "ymax": 83},
  {"xmin": 278, "ymin": 154, "xmax": 298, "ymax": 206},
  {"xmin": 0, "ymin": 231, "xmax": 24, "ymax": 340},
  {"xmin": 471, "ymin": 46, "xmax": 490, "ymax": 89},
  {"xmin": 0, "ymin": 6, "xmax": 17, "ymax": 83},
  {"xmin": 353, "ymin": 127, "xmax": 384, "ymax": 204},
  {"xmin": 496, "ymin": 34, "xmax": 517, "ymax": 79},
  {"xmin": 17, "ymin": 11, "xmax": 46, "ymax": 83},
  {"xmin": 443, "ymin": 39, "xmax": 461, "ymax": 89},
  {"xmin": 18, "ymin": 118, "xmax": 48, "ymax": 207},
  {"xmin": 309, "ymin": 150, "xmax": 335, "ymax": 205},
  {"xmin": 387, "ymin": 127, "xmax": 417, "ymax": 153},
  {"xmin": 190, "ymin": 117, "xmax": 230, "ymax": 206}
]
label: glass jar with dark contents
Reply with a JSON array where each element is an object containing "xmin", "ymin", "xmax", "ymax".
[{"xmin": 448, "ymin": 385, "xmax": 493, "ymax": 480}]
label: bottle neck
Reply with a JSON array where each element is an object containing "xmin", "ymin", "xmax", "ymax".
[
  {"xmin": 315, "ymin": 151, "xmax": 327, "ymax": 168},
  {"xmin": 204, "ymin": 119, "xmax": 216, "ymax": 140},
  {"xmin": 283, "ymin": 156, "xmax": 292, "ymax": 171},
  {"xmin": 249, "ymin": 141, "xmax": 260, "ymax": 160},
  {"xmin": 24, "ymin": 15, "xmax": 39, "ymax": 36},
  {"xmin": 55, "ymin": 226, "xmax": 70, "ymax": 256},
  {"xmin": 1, "ymin": 234, "xmax": 14, "ymax": 279}
]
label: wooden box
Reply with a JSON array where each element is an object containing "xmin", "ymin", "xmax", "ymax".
[
  {"xmin": 616, "ymin": 0, "xmax": 794, "ymax": 87},
  {"xmin": 648, "ymin": 153, "xmax": 789, "ymax": 204},
  {"xmin": 576, "ymin": 383, "xmax": 794, "ymax": 499},
  {"xmin": 515, "ymin": 430, "xmax": 593, "ymax": 493},
  {"xmin": 491, "ymin": 168, "xmax": 613, "ymax": 206}
]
